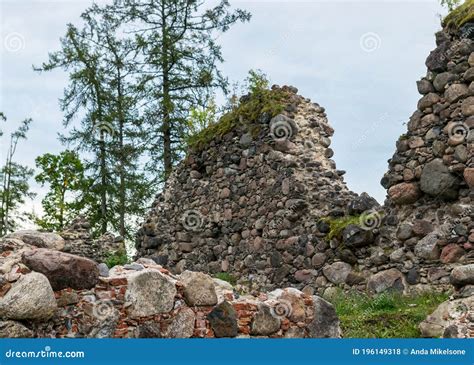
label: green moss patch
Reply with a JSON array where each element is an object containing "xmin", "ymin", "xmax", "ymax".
[
  {"xmin": 186, "ymin": 87, "xmax": 289, "ymax": 152},
  {"xmin": 443, "ymin": 0, "xmax": 474, "ymax": 29}
]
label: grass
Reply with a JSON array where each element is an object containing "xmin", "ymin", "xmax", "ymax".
[
  {"xmin": 214, "ymin": 272, "xmax": 237, "ymax": 286},
  {"xmin": 329, "ymin": 290, "xmax": 450, "ymax": 338},
  {"xmin": 186, "ymin": 87, "xmax": 290, "ymax": 152},
  {"xmin": 443, "ymin": 0, "xmax": 474, "ymax": 29}
]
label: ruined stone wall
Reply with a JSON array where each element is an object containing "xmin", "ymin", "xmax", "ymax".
[
  {"xmin": 135, "ymin": 86, "xmax": 374, "ymax": 293},
  {"xmin": 60, "ymin": 216, "xmax": 125, "ymax": 263},
  {"xmin": 0, "ymin": 232, "xmax": 340, "ymax": 338},
  {"xmin": 136, "ymin": 28, "xmax": 473, "ymax": 298},
  {"xmin": 377, "ymin": 27, "xmax": 474, "ymax": 291}
]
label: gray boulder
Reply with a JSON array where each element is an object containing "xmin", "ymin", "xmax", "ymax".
[
  {"xmin": 125, "ymin": 269, "xmax": 177, "ymax": 318},
  {"xmin": 306, "ymin": 296, "xmax": 342, "ymax": 338},
  {"xmin": 420, "ymin": 159, "xmax": 459, "ymax": 200},
  {"xmin": 0, "ymin": 272, "xmax": 57, "ymax": 320},
  {"xmin": 5, "ymin": 230, "xmax": 65, "ymax": 251}
]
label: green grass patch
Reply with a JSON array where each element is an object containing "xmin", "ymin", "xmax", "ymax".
[
  {"xmin": 214, "ymin": 272, "xmax": 237, "ymax": 286},
  {"xmin": 443, "ymin": 0, "xmax": 474, "ymax": 29},
  {"xmin": 186, "ymin": 87, "xmax": 289, "ymax": 152},
  {"xmin": 329, "ymin": 290, "xmax": 450, "ymax": 338}
]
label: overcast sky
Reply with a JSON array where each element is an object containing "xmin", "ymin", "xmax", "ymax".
[{"xmin": 0, "ymin": 0, "xmax": 446, "ymax": 222}]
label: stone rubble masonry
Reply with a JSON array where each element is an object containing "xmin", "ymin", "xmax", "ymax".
[
  {"xmin": 135, "ymin": 27, "xmax": 473, "ymax": 299},
  {"xmin": 0, "ymin": 256, "xmax": 342, "ymax": 339}
]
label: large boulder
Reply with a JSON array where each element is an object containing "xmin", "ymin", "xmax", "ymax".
[
  {"xmin": 21, "ymin": 248, "xmax": 99, "ymax": 290},
  {"xmin": 419, "ymin": 159, "xmax": 459, "ymax": 200},
  {"xmin": 419, "ymin": 296, "xmax": 473, "ymax": 338},
  {"xmin": 306, "ymin": 296, "xmax": 342, "ymax": 338},
  {"xmin": 179, "ymin": 271, "xmax": 218, "ymax": 306},
  {"xmin": 0, "ymin": 272, "xmax": 57, "ymax": 320},
  {"xmin": 125, "ymin": 269, "xmax": 177, "ymax": 318},
  {"xmin": 367, "ymin": 268, "xmax": 407, "ymax": 294},
  {"xmin": 450, "ymin": 264, "xmax": 474, "ymax": 287},
  {"xmin": 5, "ymin": 230, "xmax": 65, "ymax": 251}
]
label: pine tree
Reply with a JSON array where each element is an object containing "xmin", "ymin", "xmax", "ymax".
[{"xmin": 0, "ymin": 116, "xmax": 35, "ymax": 235}]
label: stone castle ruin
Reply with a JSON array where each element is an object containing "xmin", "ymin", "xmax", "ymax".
[{"xmin": 0, "ymin": 21, "xmax": 472, "ymax": 339}]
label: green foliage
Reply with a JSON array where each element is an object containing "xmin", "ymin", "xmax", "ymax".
[
  {"xmin": 105, "ymin": 249, "xmax": 129, "ymax": 268},
  {"xmin": 320, "ymin": 211, "xmax": 384, "ymax": 241},
  {"xmin": 330, "ymin": 289, "xmax": 450, "ymax": 338},
  {"xmin": 441, "ymin": 0, "xmax": 463, "ymax": 12},
  {"xmin": 35, "ymin": 150, "xmax": 89, "ymax": 231},
  {"xmin": 443, "ymin": 0, "xmax": 474, "ymax": 28},
  {"xmin": 321, "ymin": 215, "xmax": 361, "ymax": 241},
  {"xmin": 187, "ymin": 99, "xmax": 218, "ymax": 137},
  {"xmin": 214, "ymin": 272, "xmax": 237, "ymax": 286},
  {"xmin": 186, "ymin": 70, "xmax": 288, "ymax": 151},
  {"xmin": 0, "ymin": 116, "xmax": 35, "ymax": 235}
]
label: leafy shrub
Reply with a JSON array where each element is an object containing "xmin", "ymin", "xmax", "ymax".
[{"xmin": 105, "ymin": 249, "xmax": 129, "ymax": 268}]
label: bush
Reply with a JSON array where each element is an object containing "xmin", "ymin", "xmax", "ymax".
[{"xmin": 105, "ymin": 249, "xmax": 129, "ymax": 268}]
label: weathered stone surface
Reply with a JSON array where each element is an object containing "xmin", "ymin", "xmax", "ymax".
[
  {"xmin": 414, "ymin": 233, "xmax": 440, "ymax": 261},
  {"xmin": 208, "ymin": 301, "xmax": 238, "ymax": 338},
  {"xmin": 180, "ymin": 271, "xmax": 218, "ymax": 306},
  {"xmin": 251, "ymin": 303, "xmax": 280, "ymax": 335},
  {"xmin": 450, "ymin": 264, "xmax": 474, "ymax": 287},
  {"xmin": 162, "ymin": 308, "xmax": 195, "ymax": 338},
  {"xmin": 419, "ymin": 296, "xmax": 473, "ymax": 338},
  {"xmin": 6, "ymin": 230, "xmax": 65, "ymax": 251},
  {"xmin": 440, "ymin": 244, "xmax": 465, "ymax": 263},
  {"xmin": 464, "ymin": 168, "xmax": 474, "ymax": 188},
  {"xmin": 417, "ymin": 92, "xmax": 440, "ymax": 110},
  {"xmin": 444, "ymin": 83, "xmax": 469, "ymax": 103},
  {"xmin": 0, "ymin": 320, "xmax": 33, "ymax": 338},
  {"xmin": 342, "ymin": 225, "xmax": 374, "ymax": 248},
  {"xmin": 417, "ymin": 79, "xmax": 434, "ymax": 94},
  {"xmin": 22, "ymin": 248, "xmax": 99, "ymax": 290},
  {"xmin": 0, "ymin": 272, "xmax": 57, "ymax": 320},
  {"xmin": 367, "ymin": 269, "xmax": 406, "ymax": 294},
  {"xmin": 126, "ymin": 270, "xmax": 177, "ymax": 317},
  {"xmin": 322, "ymin": 262, "xmax": 352, "ymax": 284},
  {"xmin": 388, "ymin": 183, "xmax": 421, "ymax": 205},
  {"xmin": 347, "ymin": 192, "xmax": 379, "ymax": 215},
  {"xmin": 420, "ymin": 159, "xmax": 459, "ymax": 200},
  {"xmin": 307, "ymin": 296, "xmax": 342, "ymax": 338}
]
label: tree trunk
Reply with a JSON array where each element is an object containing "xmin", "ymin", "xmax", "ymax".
[{"xmin": 161, "ymin": 2, "xmax": 172, "ymax": 179}]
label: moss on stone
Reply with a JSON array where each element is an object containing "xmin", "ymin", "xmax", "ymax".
[
  {"xmin": 321, "ymin": 215, "xmax": 362, "ymax": 241},
  {"xmin": 443, "ymin": 0, "xmax": 474, "ymax": 29},
  {"xmin": 186, "ymin": 87, "xmax": 289, "ymax": 152}
]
